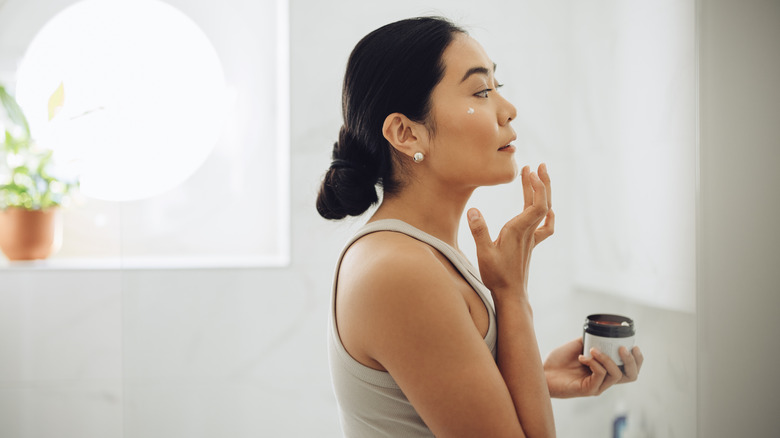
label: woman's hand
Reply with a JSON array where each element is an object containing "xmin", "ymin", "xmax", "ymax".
[
  {"xmin": 467, "ymin": 164, "xmax": 555, "ymax": 298},
  {"xmin": 543, "ymin": 337, "xmax": 644, "ymax": 398}
]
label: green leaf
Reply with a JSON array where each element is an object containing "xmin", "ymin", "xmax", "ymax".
[
  {"xmin": 2, "ymin": 183, "xmax": 28, "ymax": 195},
  {"xmin": 36, "ymin": 150, "xmax": 53, "ymax": 175},
  {"xmin": 13, "ymin": 166, "xmax": 31, "ymax": 176},
  {"xmin": 3, "ymin": 130, "xmax": 11, "ymax": 149},
  {"xmin": 0, "ymin": 85, "xmax": 31, "ymax": 139},
  {"xmin": 3, "ymin": 130, "xmax": 31, "ymax": 154}
]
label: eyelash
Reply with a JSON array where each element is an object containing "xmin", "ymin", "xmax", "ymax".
[{"xmin": 474, "ymin": 83, "xmax": 505, "ymax": 98}]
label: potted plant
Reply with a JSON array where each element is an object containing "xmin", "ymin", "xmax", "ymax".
[{"xmin": 0, "ymin": 84, "xmax": 77, "ymax": 261}]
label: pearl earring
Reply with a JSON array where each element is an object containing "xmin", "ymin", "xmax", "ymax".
[{"xmin": 413, "ymin": 152, "xmax": 424, "ymax": 163}]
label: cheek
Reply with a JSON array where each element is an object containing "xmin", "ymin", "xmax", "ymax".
[
  {"xmin": 440, "ymin": 107, "xmax": 494, "ymax": 142},
  {"xmin": 429, "ymin": 104, "xmax": 501, "ymax": 174}
]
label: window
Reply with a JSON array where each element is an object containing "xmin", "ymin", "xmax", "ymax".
[{"xmin": 1, "ymin": 0, "xmax": 289, "ymax": 268}]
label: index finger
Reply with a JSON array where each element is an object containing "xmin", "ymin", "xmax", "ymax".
[{"xmin": 530, "ymin": 171, "xmax": 548, "ymax": 218}]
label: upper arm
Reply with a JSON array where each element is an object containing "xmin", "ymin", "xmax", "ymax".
[{"xmin": 337, "ymin": 235, "xmax": 525, "ymax": 437}]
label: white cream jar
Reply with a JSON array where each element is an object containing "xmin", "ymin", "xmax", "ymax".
[{"xmin": 582, "ymin": 314, "xmax": 635, "ymax": 368}]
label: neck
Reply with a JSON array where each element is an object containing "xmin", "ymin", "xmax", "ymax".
[{"xmin": 370, "ymin": 179, "xmax": 474, "ymax": 248}]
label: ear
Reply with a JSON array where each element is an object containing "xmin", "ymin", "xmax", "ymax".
[{"xmin": 382, "ymin": 113, "xmax": 427, "ymax": 158}]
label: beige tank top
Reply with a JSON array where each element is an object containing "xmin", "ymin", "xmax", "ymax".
[{"xmin": 328, "ymin": 219, "xmax": 498, "ymax": 437}]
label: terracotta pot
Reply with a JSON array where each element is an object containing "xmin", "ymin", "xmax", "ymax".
[{"xmin": 0, "ymin": 207, "xmax": 62, "ymax": 261}]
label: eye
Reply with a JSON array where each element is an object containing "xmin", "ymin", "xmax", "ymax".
[
  {"xmin": 474, "ymin": 83, "xmax": 505, "ymax": 99},
  {"xmin": 474, "ymin": 88, "xmax": 493, "ymax": 98}
]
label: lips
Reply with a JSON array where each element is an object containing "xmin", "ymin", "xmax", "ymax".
[{"xmin": 498, "ymin": 135, "xmax": 517, "ymax": 151}]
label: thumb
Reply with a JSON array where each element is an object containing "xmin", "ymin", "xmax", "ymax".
[{"xmin": 467, "ymin": 208, "xmax": 492, "ymax": 250}]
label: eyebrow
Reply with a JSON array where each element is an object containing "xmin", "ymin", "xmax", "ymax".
[{"xmin": 460, "ymin": 63, "xmax": 497, "ymax": 83}]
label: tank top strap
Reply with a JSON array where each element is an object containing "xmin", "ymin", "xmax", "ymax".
[{"xmin": 348, "ymin": 219, "xmax": 480, "ymax": 282}]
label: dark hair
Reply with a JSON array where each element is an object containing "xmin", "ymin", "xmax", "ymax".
[{"xmin": 316, "ymin": 16, "xmax": 465, "ymax": 220}]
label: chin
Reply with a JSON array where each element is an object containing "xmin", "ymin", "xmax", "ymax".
[
  {"xmin": 483, "ymin": 167, "xmax": 518, "ymax": 187},
  {"xmin": 500, "ymin": 163, "xmax": 520, "ymax": 183}
]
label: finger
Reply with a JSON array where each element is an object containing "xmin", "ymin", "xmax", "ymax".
[
  {"xmin": 509, "ymin": 171, "xmax": 549, "ymax": 232},
  {"xmin": 590, "ymin": 348, "xmax": 623, "ymax": 392},
  {"xmin": 538, "ymin": 163, "xmax": 552, "ymax": 209},
  {"xmin": 534, "ymin": 209, "xmax": 555, "ymax": 244},
  {"xmin": 632, "ymin": 346, "xmax": 644, "ymax": 372},
  {"xmin": 529, "ymin": 172, "xmax": 549, "ymax": 221},
  {"xmin": 467, "ymin": 208, "xmax": 493, "ymax": 252},
  {"xmin": 618, "ymin": 346, "xmax": 639, "ymax": 382},
  {"xmin": 521, "ymin": 166, "xmax": 532, "ymax": 209},
  {"xmin": 578, "ymin": 354, "xmax": 607, "ymax": 395}
]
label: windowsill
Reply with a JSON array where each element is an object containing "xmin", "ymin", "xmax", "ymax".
[{"xmin": 0, "ymin": 255, "xmax": 290, "ymax": 270}]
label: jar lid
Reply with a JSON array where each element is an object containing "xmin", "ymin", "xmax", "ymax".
[{"xmin": 584, "ymin": 314, "xmax": 635, "ymax": 338}]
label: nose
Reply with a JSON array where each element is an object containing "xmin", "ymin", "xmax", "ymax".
[{"xmin": 498, "ymin": 94, "xmax": 517, "ymax": 126}]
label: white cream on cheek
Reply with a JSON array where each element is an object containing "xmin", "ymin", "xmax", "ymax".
[{"xmin": 467, "ymin": 107, "xmax": 475, "ymax": 114}]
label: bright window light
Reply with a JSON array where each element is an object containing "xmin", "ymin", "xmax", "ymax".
[{"xmin": 15, "ymin": 0, "xmax": 227, "ymax": 201}]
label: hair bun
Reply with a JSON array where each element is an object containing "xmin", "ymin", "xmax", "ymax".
[{"xmin": 316, "ymin": 139, "xmax": 380, "ymax": 220}]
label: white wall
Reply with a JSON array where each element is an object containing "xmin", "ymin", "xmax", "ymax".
[
  {"xmin": 0, "ymin": 0, "xmax": 702, "ymax": 437},
  {"xmin": 697, "ymin": 0, "xmax": 780, "ymax": 436}
]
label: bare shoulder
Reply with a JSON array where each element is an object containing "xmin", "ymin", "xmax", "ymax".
[
  {"xmin": 339, "ymin": 230, "xmax": 448, "ymax": 291},
  {"xmin": 335, "ymin": 230, "xmax": 466, "ymax": 368},
  {"xmin": 337, "ymin": 230, "xmax": 461, "ymax": 316}
]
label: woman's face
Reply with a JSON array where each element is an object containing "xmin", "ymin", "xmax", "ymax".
[{"xmin": 424, "ymin": 33, "xmax": 518, "ymax": 190}]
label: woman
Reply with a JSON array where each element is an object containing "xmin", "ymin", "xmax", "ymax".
[{"xmin": 317, "ymin": 17, "xmax": 643, "ymax": 437}]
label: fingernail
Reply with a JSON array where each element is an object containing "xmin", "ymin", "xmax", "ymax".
[{"xmin": 467, "ymin": 209, "xmax": 480, "ymax": 222}]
